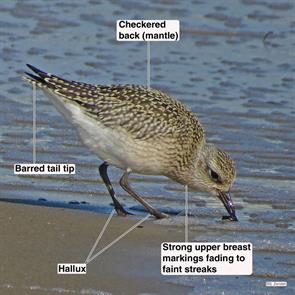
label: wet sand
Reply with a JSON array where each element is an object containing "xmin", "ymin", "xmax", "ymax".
[{"xmin": 0, "ymin": 202, "xmax": 190, "ymax": 295}]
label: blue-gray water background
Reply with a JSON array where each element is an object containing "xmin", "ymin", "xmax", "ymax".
[{"xmin": 0, "ymin": 0, "xmax": 294, "ymax": 294}]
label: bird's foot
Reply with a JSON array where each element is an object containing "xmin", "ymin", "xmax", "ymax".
[
  {"xmin": 114, "ymin": 206, "xmax": 134, "ymax": 216},
  {"xmin": 152, "ymin": 210, "xmax": 169, "ymax": 219}
]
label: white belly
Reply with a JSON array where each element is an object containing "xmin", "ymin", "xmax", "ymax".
[{"xmin": 43, "ymin": 90, "xmax": 166, "ymax": 175}]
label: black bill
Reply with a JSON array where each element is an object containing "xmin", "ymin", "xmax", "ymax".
[{"xmin": 218, "ymin": 191, "xmax": 238, "ymax": 221}]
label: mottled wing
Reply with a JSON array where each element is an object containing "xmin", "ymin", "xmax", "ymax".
[{"xmin": 24, "ymin": 65, "xmax": 204, "ymax": 144}]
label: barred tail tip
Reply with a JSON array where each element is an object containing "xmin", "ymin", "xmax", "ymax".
[
  {"xmin": 23, "ymin": 64, "xmax": 48, "ymax": 86},
  {"xmin": 26, "ymin": 64, "xmax": 48, "ymax": 78}
]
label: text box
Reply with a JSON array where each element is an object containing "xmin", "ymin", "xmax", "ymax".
[
  {"xmin": 116, "ymin": 20, "xmax": 179, "ymax": 41},
  {"xmin": 57, "ymin": 263, "xmax": 86, "ymax": 274},
  {"xmin": 161, "ymin": 242, "xmax": 252, "ymax": 275},
  {"xmin": 14, "ymin": 163, "xmax": 76, "ymax": 175}
]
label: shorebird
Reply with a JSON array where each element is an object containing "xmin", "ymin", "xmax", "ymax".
[{"xmin": 24, "ymin": 64, "xmax": 238, "ymax": 221}]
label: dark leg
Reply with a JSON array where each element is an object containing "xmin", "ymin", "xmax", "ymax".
[
  {"xmin": 99, "ymin": 162, "xmax": 129, "ymax": 216},
  {"xmin": 119, "ymin": 170, "xmax": 168, "ymax": 219}
]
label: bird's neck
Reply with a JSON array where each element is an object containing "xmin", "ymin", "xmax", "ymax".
[{"xmin": 166, "ymin": 141, "xmax": 206, "ymax": 188}]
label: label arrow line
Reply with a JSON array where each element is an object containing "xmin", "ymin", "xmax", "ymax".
[
  {"xmin": 85, "ymin": 209, "xmax": 115, "ymax": 263},
  {"xmin": 147, "ymin": 41, "xmax": 150, "ymax": 88},
  {"xmin": 85, "ymin": 213, "xmax": 150, "ymax": 265},
  {"xmin": 185, "ymin": 184, "xmax": 189, "ymax": 242},
  {"xmin": 32, "ymin": 83, "xmax": 36, "ymax": 163}
]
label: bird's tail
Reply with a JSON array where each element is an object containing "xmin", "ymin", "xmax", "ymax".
[
  {"xmin": 23, "ymin": 64, "xmax": 53, "ymax": 88},
  {"xmin": 23, "ymin": 64, "xmax": 99, "ymax": 106}
]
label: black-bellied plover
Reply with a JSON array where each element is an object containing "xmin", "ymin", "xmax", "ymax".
[{"xmin": 24, "ymin": 64, "xmax": 237, "ymax": 221}]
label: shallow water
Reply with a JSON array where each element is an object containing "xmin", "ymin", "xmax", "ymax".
[{"xmin": 0, "ymin": 0, "xmax": 295, "ymax": 294}]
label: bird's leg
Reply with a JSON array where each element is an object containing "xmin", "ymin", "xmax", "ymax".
[
  {"xmin": 99, "ymin": 162, "xmax": 129, "ymax": 216},
  {"xmin": 119, "ymin": 170, "xmax": 168, "ymax": 219}
]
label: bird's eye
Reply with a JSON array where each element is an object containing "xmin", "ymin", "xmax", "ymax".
[{"xmin": 209, "ymin": 169, "xmax": 220, "ymax": 182}]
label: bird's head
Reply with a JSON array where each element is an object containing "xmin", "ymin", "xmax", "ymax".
[{"xmin": 185, "ymin": 143, "xmax": 238, "ymax": 221}]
